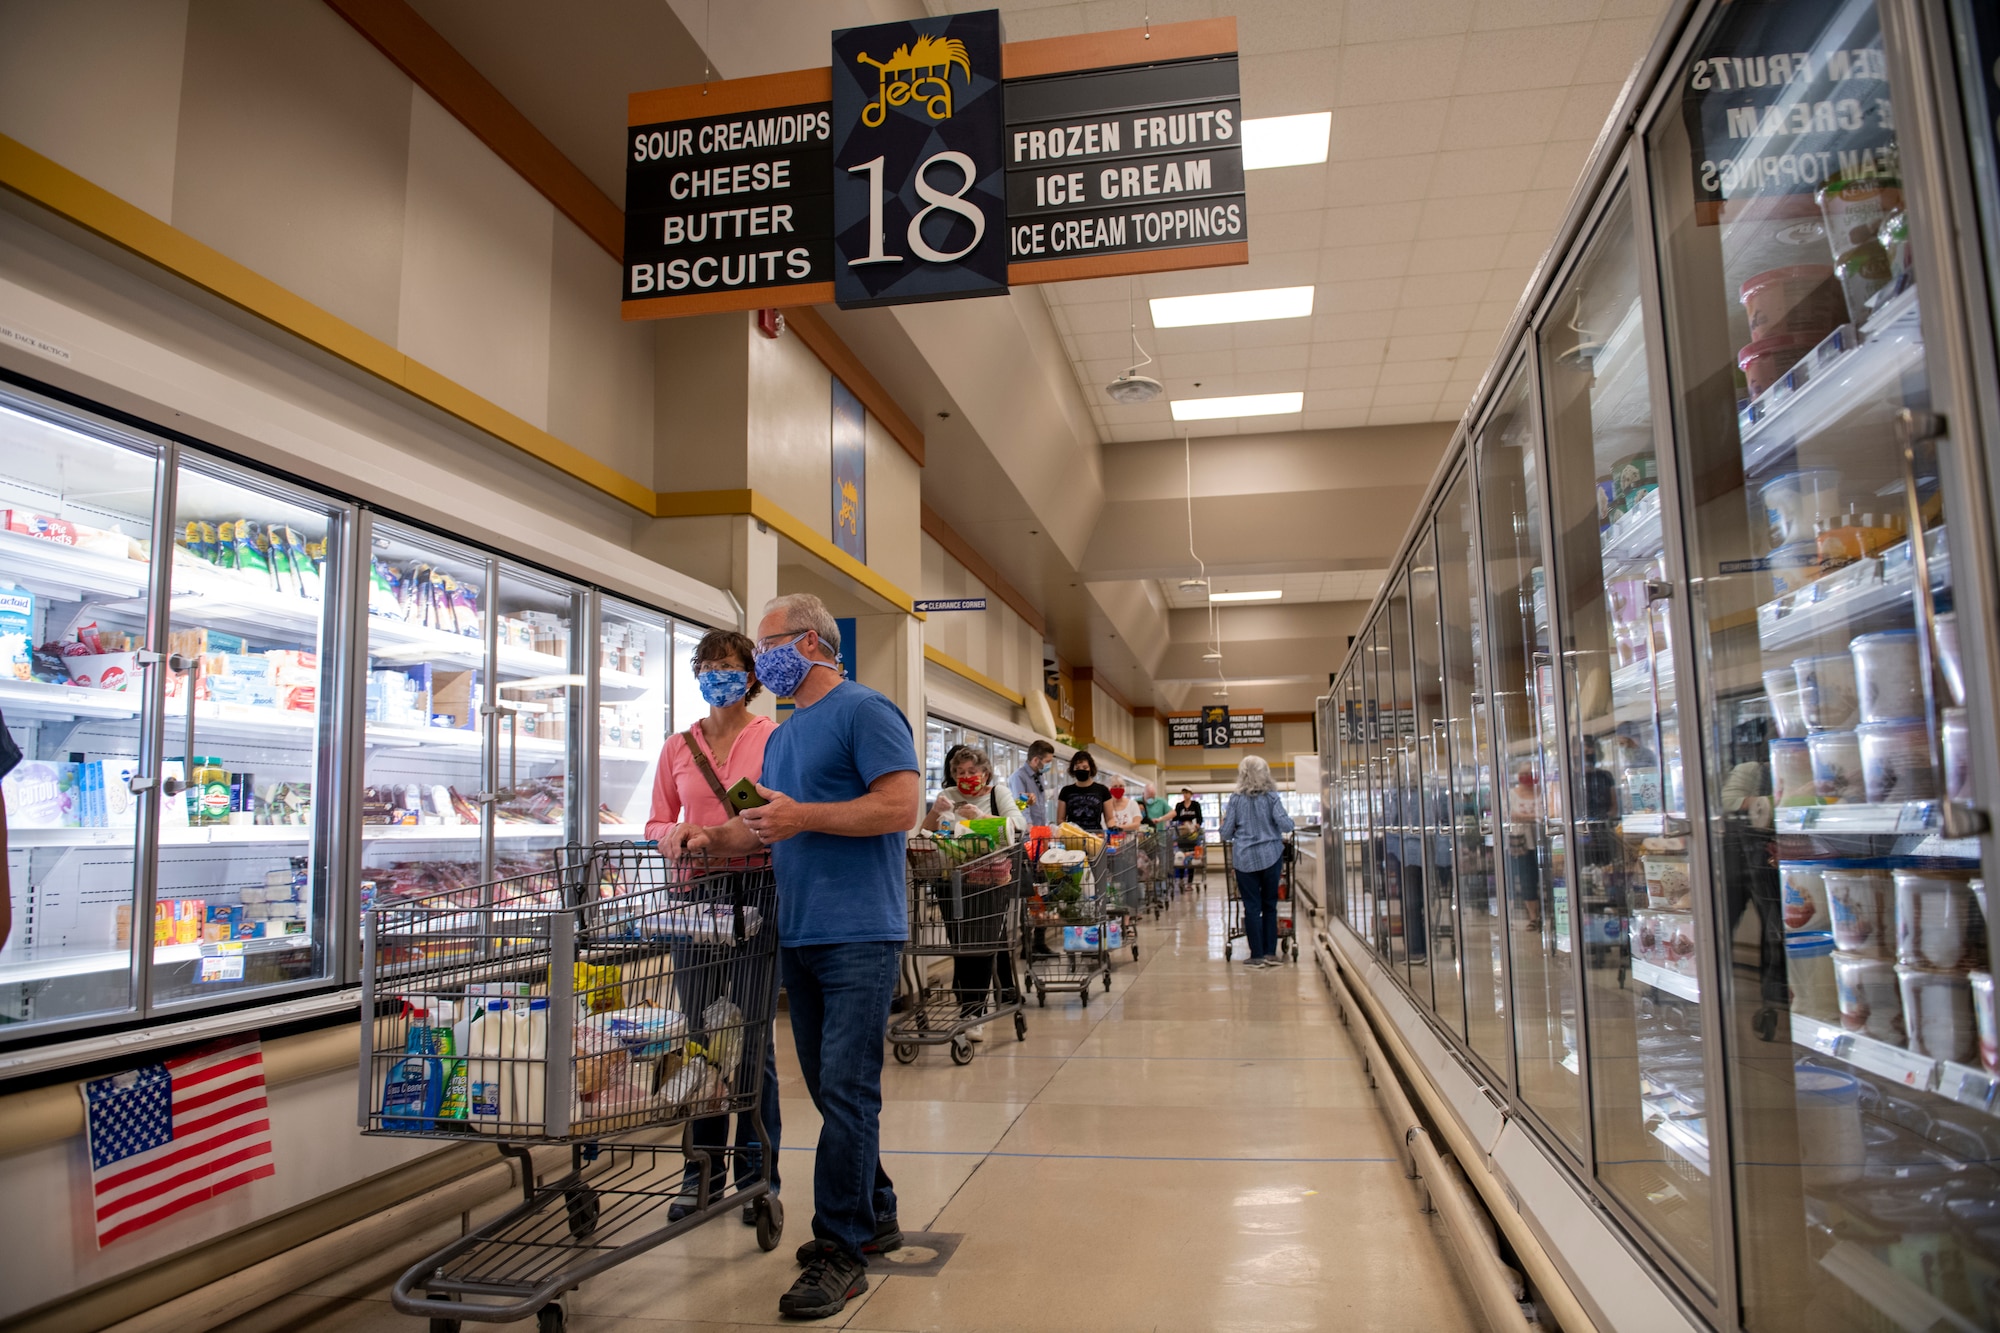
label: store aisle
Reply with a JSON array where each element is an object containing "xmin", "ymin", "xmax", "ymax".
[{"xmin": 271, "ymin": 889, "xmax": 1478, "ymax": 1332}]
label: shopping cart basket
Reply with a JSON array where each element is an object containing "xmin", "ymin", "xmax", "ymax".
[
  {"xmin": 1101, "ymin": 829, "xmax": 1145, "ymax": 965},
  {"xmin": 360, "ymin": 843, "xmax": 782, "ymax": 1330},
  {"xmin": 1024, "ymin": 829, "xmax": 1118, "ymax": 1004},
  {"xmin": 1173, "ymin": 821, "xmax": 1209, "ymax": 895},
  {"xmin": 1140, "ymin": 825, "xmax": 1174, "ymax": 917},
  {"xmin": 893, "ymin": 836, "xmax": 1028, "ymax": 1063},
  {"xmin": 1222, "ymin": 837, "xmax": 1298, "ymax": 962}
]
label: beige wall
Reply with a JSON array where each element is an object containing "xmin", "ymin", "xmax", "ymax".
[{"xmin": 920, "ymin": 533, "xmax": 1043, "ymax": 706}]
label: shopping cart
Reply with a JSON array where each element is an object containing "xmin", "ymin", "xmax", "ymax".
[
  {"xmin": 1101, "ymin": 829, "xmax": 1146, "ymax": 965},
  {"xmin": 1023, "ymin": 830, "xmax": 1117, "ymax": 1004},
  {"xmin": 1222, "ymin": 837, "xmax": 1299, "ymax": 962},
  {"xmin": 1172, "ymin": 822, "xmax": 1209, "ymax": 895},
  {"xmin": 1137, "ymin": 825, "xmax": 1174, "ymax": 917},
  {"xmin": 893, "ymin": 836, "xmax": 1028, "ymax": 1063},
  {"xmin": 360, "ymin": 843, "xmax": 782, "ymax": 1331}
]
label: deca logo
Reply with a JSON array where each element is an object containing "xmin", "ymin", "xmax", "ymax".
[{"xmin": 855, "ymin": 35, "xmax": 969, "ymax": 127}]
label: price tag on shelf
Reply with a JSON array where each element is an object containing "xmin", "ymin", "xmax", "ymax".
[
  {"xmin": 197, "ymin": 943, "xmax": 245, "ymax": 983},
  {"xmin": 1940, "ymin": 1062, "xmax": 1999, "ymax": 1114},
  {"xmin": 1895, "ymin": 802, "xmax": 1937, "ymax": 835},
  {"xmin": 1843, "ymin": 1033, "xmax": 1936, "ymax": 1089}
]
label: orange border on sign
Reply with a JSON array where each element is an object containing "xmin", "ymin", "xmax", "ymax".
[
  {"xmin": 1000, "ymin": 17, "xmax": 1239, "ymax": 79},
  {"xmin": 628, "ymin": 66, "xmax": 833, "ymax": 126},
  {"xmin": 622, "ymin": 282, "xmax": 833, "ymax": 320},
  {"xmin": 1010, "ymin": 241, "xmax": 1247, "ymax": 286}
]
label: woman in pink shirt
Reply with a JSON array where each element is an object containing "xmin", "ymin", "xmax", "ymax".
[{"xmin": 649, "ymin": 628, "xmax": 780, "ymax": 1223}]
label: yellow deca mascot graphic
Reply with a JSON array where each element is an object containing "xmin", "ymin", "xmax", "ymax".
[{"xmin": 856, "ymin": 34, "xmax": 971, "ymax": 127}]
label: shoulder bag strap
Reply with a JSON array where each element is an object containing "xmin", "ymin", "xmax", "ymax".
[{"xmin": 683, "ymin": 724, "xmax": 733, "ymax": 807}]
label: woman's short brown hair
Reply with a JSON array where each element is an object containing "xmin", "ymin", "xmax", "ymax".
[{"xmin": 693, "ymin": 628, "xmax": 762, "ymax": 701}]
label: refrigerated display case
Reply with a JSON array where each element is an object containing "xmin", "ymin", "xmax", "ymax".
[
  {"xmin": 1322, "ymin": 2, "xmax": 2000, "ymax": 1325},
  {"xmin": 0, "ymin": 380, "xmax": 714, "ymax": 1048}
]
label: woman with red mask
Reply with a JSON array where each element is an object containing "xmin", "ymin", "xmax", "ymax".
[{"xmin": 921, "ymin": 745, "xmax": 1020, "ymax": 1037}]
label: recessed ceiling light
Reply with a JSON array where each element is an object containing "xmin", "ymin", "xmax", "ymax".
[
  {"xmin": 1242, "ymin": 112, "xmax": 1332, "ymax": 170},
  {"xmin": 1170, "ymin": 392, "xmax": 1304, "ymax": 421},
  {"xmin": 1150, "ymin": 286, "xmax": 1314, "ymax": 328},
  {"xmin": 1209, "ymin": 589, "xmax": 1283, "ymax": 602}
]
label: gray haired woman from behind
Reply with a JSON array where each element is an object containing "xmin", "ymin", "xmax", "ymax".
[{"xmin": 1220, "ymin": 755, "xmax": 1295, "ymax": 967}]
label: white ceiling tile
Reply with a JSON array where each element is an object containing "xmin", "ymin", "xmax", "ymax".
[
  {"xmin": 1317, "ymin": 276, "xmax": 1406, "ymax": 313},
  {"xmin": 1424, "ymin": 144, "xmax": 1550, "ymax": 198},
  {"xmin": 1441, "ymin": 87, "xmax": 1568, "ymax": 148},
  {"xmin": 1158, "ymin": 351, "xmax": 1226, "ymax": 379},
  {"xmin": 1309, "ymin": 337, "xmax": 1389, "ymax": 367},
  {"xmin": 1390, "ymin": 302, "xmax": 1478, "ymax": 336},
  {"xmin": 1370, "ymin": 399, "xmax": 1443, "ymax": 422},
  {"xmin": 1311, "ymin": 307, "xmax": 1397, "ymax": 341},
  {"xmin": 1471, "ymin": 297, "xmax": 1519, "ymax": 329},
  {"xmin": 1459, "ymin": 327, "xmax": 1505, "ymax": 365},
  {"xmin": 1067, "ymin": 330, "xmax": 1142, "ymax": 361},
  {"xmin": 1336, "ymin": 35, "xmax": 1466, "ymax": 106},
  {"xmin": 1512, "ymin": 186, "xmax": 1574, "ymax": 234},
  {"xmin": 1153, "ymin": 325, "xmax": 1238, "ymax": 355},
  {"xmin": 1237, "ymin": 0, "xmax": 1343, "ymax": 51},
  {"xmin": 1233, "ymin": 368, "xmax": 1310, "ymax": 394},
  {"xmin": 1302, "ymin": 407, "xmax": 1374, "ymax": 430},
  {"xmin": 1551, "ymin": 81, "xmax": 1624, "ymax": 139},
  {"xmin": 1238, "ymin": 48, "xmax": 1345, "ymax": 118},
  {"xmin": 1471, "ymin": 0, "xmax": 1607, "ymax": 29},
  {"xmin": 1339, "ymin": 154, "xmax": 1440, "ymax": 204},
  {"xmin": 1252, "ymin": 208, "xmax": 1329, "ymax": 254},
  {"xmin": 1060, "ymin": 301, "xmax": 1140, "ymax": 333},
  {"xmin": 1236, "ymin": 343, "xmax": 1311, "ymax": 374},
  {"xmin": 1320, "ymin": 201, "xmax": 1427, "ymax": 248},
  {"xmin": 1245, "ymin": 168, "xmax": 1332, "ymax": 215},
  {"xmin": 1532, "ymin": 138, "xmax": 1596, "ymax": 189},
  {"xmin": 1387, "ymin": 332, "xmax": 1467, "ymax": 360},
  {"xmin": 1399, "ymin": 272, "xmax": 1479, "ymax": 307},
  {"xmin": 1344, "ymin": 0, "xmax": 1477, "ymax": 44},
  {"xmin": 1407, "ymin": 234, "xmax": 1507, "ymax": 274},
  {"xmin": 1327, "ymin": 101, "xmax": 1452, "ymax": 161},
  {"xmin": 1455, "ymin": 23, "xmax": 1593, "ymax": 96},
  {"xmin": 1482, "ymin": 265, "xmax": 1537, "ymax": 302},
  {"xmin": 1577, "ymin": 15, "xmax": 1658, "ymax": 80},
  {"xmin": 1304, "ymin": 386, "xmax": 1378, "ymax": 411},
  {"xmin": 1602, "ymin": 0, "xmax": 1668, "ymax": 16},
  {"xmin": 1378, "ymin": 359, "xmax": 1456, "ymax": 386},
  {"xmin": 1306, "ymin": 363, "xmax": 1382, "ymax": 390},
  {"xmin": 1498, "ymin": 230, "xmax": 1553, "ymax": 267},
  {"xmin": 1318, "ymin": 242, "xmax": 1412, "ymax": 281},
  {"xmin": 1417, "ymin": 192, "xmax": 1524, "ymax": 238}
]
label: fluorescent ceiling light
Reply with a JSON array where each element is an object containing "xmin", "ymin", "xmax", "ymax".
[
  {"xmin": 1209, "ymin": 589, "xmax": 1283, "ymax": 602},
  {"xmin": 1150, "ymin": 285, "xmax": 1314, "ymax": 328},
  {"xmin": 1242, "ymin": 112, "xmax": 1332, "ymax": 170},
  {"xmin": 1170, "ymin": 391, "xmax": 1304, "ymax": 421}
]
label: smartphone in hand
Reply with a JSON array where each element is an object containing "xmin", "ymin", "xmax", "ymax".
[{"xmin": 725, "ymin": 777, "xmax": 768, "ymax": 813}]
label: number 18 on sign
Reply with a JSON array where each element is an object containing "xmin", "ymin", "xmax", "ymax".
[
  {"xmin": 832, "ymin": 11, "xmax": 1008, "ymax": 308},
  {"xmin": 1201, "ymin": 705, "xmax": 1232, "ymax": 750}
]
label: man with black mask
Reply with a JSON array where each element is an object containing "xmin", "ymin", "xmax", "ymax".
[{"xmin": 1056, "ymin": 755, "xmax": 1109, "ymax": 831}]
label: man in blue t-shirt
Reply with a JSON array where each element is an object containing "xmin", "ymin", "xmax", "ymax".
[{"xmin": 692, "ymin": 594, "xmax": 920, "ymax": 1321}]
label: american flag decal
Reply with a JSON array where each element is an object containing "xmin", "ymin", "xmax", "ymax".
[{"xmin": 83, "ymin": 1036, "xmax": 275, "ymax": 1246}]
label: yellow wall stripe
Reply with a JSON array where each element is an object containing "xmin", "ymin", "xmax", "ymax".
[
  {"xmin": 0, "ymin": 134, "xmax": 928, "ymax": 618},
  {"xmin": 923, "ymin": 645, "xmax": 1026, "ymax": 707}
]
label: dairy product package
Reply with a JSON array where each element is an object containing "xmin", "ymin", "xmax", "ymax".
[
  {"xmin": 3, "ymin": 761, "xmax": 80, "ymax": 827},
  {"xmin": 0, "ymin": 583, "xmax": 32, "ymax": 680}
]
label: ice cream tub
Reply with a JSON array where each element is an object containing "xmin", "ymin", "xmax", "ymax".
[
  {"xmin": 1768, "ymin": 686, "xmax": 1809, "ymax": 739},
  {"xmin": 1794, "ymin": 652, "xmax": 1859, "ymax": 731},
  {"xmin": 1740, "ymin": 334, "xmax": 1821, "ymax": 398},
  {"xmin": 1971, "ymin": 971, "xmax": 1997, "ymax": 1072},
  {"xmin": 1835, "ymin": 951, "xmax": 1907, "ymax": 1041},
  {"xmin": 1808, "ymin": 730, "xmax": 1864, "ymax": 804},
  {"xmin": 1740, "ymin": 265, "xmax": 1845, "ymax": 341},
  {"xmin": 1781, "ymin": 862, "xmax": 1832, "ymax": 933},
  {"xmin": 1898, "ymin": 966, "xmax": 1976, "ymax": 1062},
  {"xmin": 1825, "ymin": 866, "xmax": 1895, "ymax": 957},
  {"xmin": 1761, "ymin": 469, "xmax": 1844, "ymax": 548},
  {"xmin": 1771, "ymin": 738, "xmax": 1817, "ymax": 808},
  {"xmin": 1895, "ymin": 868, "xmax": 1983, "ymax": 973},
  {"xmin": 1794, "ymin": 1063, "xmax": 1866, "ymax": 1185},
  {"xmin": 1943, "ymin": 708, "xmax": 1971, "ymax": 803},
  {"xmin": 1857, "ymin": 719, "xmax": 1938, "ymax": 804},
  {"xmin": 1787, "ymin": 931, "xmax": 1839, "ymax": 1022},
  {"xmin": 1852, "ymin": 630, "xmax": 1924, "ymax": 724},
  {"xmin": 1644, "ymin": 855, "xmax": 1693, "ymax": 911},
  {"xmin": 62, "ymin": 651, "xmax": 137, "ymax": 691}
]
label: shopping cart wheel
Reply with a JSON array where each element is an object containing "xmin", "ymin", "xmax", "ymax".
[
  {"xmin": 1037, "ymin": 988, "xmax": 1046, "ymax": 1008},
  {"xmin": 1131, "ymin": 945, "xmax": 1140, "ymax": 961},
  {"xmin": 564, "ymin": 1183, "xmax": 599, "ymax": 1240},
  {"xmin": 1224, "ymin": 943, "xmax": 1233, "ymax": 960},
  {"xmin": 536, "ymin": 1303, "xmax": 566, "ymax": 1332},
  {"xmin": 430, "ymin": 1319, "xmax": 461, "ymax": 1333},
  {"xmin": 893, "ymin": 1042, "xmax": 919, "ymax": 1064},
  {"xmin": 1014, "ymin": 1013, "xmax": 1027, "ymax": 1041},
  {"xmin": 950, "ymin": 1034, "xmax": 974, "ymax": 1065},
  {"xmin": 754, "ymin": 1193, "xmax": 785, "ymax": 1251},
  {"xmin": 1080, "ymin": 986, "xmax": 1090, "ymax": 1007}
]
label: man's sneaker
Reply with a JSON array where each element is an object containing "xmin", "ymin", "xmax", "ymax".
[
  {"xmin": 779, "ymin": 1251, "xmax": 868, "ymax": 1320},
  {"xmin": 795, "ymin": 1216, "xmax": 902, "ymax": 1264}
]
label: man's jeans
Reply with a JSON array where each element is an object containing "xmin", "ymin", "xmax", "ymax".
[{"xmin": 782, "ymin": 940, "xmax": 901, "ymax": 1259}]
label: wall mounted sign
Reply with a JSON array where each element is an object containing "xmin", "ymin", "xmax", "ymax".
[
  {"xmin": 1199, "ymin": 705, "xmax": 1232, "ymax": 749},
  {"xmin": 1167, "ymin": 713, "xmax": 1204, "ymax": 748},
  {"xmin": 914, "ymin": 598, "xmax": 987, "ymax": 612},
  {"xmin": 831, "ymin": 11, "xmax": 1009, "ymax": 308},
  {"xmin": 1168, "ymin": 708, "xmax": 1264, "ymax": 748},
  {"xmin": 831, "ymin": 378, "xmax": 867, "ymax": 560},
  {"xmin": 623, "ymin": 17, "xmax": 1244, "ymax": 319}
]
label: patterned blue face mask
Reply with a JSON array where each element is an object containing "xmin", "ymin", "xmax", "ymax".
[
  {"xmin": 753, "ymin": 632, "xmax": 833, "ymax": 699},
  {"xmin": 696, "ymin": 669, "xmax": 750, "ymax": 707}
]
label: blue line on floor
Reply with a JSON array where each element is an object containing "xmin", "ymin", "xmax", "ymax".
[
  {"xmin": 877, "ymin": 1148, "xmax": 1398, "ymax": 1164},
  {"xmin": 954, "ymin": 1054, "xmax": 1357, "ymax": 1062}
]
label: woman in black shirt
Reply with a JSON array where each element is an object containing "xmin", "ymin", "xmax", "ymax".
[{"xmin": 1055, "ymin": 754, "xmax": 1108, "ymax": 830}]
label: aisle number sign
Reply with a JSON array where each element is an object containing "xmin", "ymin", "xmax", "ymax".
[
  {"xmin": 1200, "ymin": 705, "xmax": 1232, "ymax": 749},
  {"xmin": 1168, "ymin": 709, "xmax": 1266, "ymax": 748},
  {"xmin": 623, "ymin": 14, "xmax": 1245, "ymax": 319}
]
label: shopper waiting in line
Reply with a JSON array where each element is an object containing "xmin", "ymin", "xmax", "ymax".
[
  {"xmin": 1171, "ymin": 788, "xmax": 1205, "ymax": 882},
  {"xmin": 645, "ymin": 629, "xmax": 780, "ymax": 1226},
  {"xmin": 922, "ymin": 743, "xmax": 1022, "ymax": 1039},
  {"xmin": 1008, "ymin": 738, "xmax": 1057, "ymax": 825},
  {"xmin": 689, "ymin": 593, "xmax": 920, "ymax": 1322},
  {"xmin": 1103, "ymin": 783, "xmax": 1144, "ymax": 830},
  {"xmin": 1055, "ymin": 753, "xmax": 1109, "ymax": 830},
  {"xmin": 1142, "ymin": 783, "xmax": 1171, "ymax": 826},
  {"xmin": 1221, "ymin": 756, "xmax": 1295, "ymax": 968}
]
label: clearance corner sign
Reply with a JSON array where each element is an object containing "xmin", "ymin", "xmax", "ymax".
[{"xmin": 622, "ymin": 14, "xmax": 1245, "ymax": 318}]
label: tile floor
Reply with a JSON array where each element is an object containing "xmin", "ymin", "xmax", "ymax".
[{"xmin": 267, "ymin": 887, "xmax": 1479, "ymax": 1332}]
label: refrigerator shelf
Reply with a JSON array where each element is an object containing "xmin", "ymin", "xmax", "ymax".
[
  {"xmin": 361, "ymin": 823, "xmax": 565, "ymax": 841},
  {"xmin": 1600, "ymin": 486, "xmax": 1663, "ymax": 570},
  {"xmin": 1792, "ymin": 1012, "xmax": 1960, "ymax": 1097},
  {"xmin": 1739, "ymin": 285, "xmax": 1925, "ymax": 476},
  {"xmin": 9, "ymin": 826, "xmax": 312, "ymax": 848},
  {"xmin": 1774, "ymin": 802, "xmax": 1980, "ymax": 851},
  {"xmin": 1632, "ymin": 958, "xmax": 1701, "ymax": 1003},
  {"xmin": 1755, "ymin": 527, "xmax": 1950, "ymax": 655},
  {"xmin": 0, "ymin": 677, "xmax": 141, "ymax": 721},
  {"xmin": 0, "ymin": 528, "xmax": 151, "ymax": 599}
]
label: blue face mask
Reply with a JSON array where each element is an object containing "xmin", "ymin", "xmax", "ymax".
[
  {"xmin": 696, "ymin": 669, "xmax": 750, "ymax": 707},
  {"xmin": 753, "ymin": 632, "xmax": 832, "ymax": 699}
]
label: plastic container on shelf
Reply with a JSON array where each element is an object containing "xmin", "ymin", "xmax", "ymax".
[
  {"xmin": 1855, "ymin": 719, "xmax": 1938, "ymax": 804},
  {"xmin": 1764, "ymin": 667, "xmax": 1810, "ymax": 738},
  {"xmin": 1739, "ymin": 334, "xmax": 1821, "ymax": 399},
  {"xmin": 1634, "ymin": 908, "xmax": 1698, "ymax": 976},
  {"xmin": 1852, "ymin": 630, "xmax": 1924, "ymax": 724},
  {"xmin": 1644, "ymin": 855, "xmax": 1693, "ymax": 911},
  {"xmin": 1794, "ymin": 652, "xmax": 1860, "ymax": 731},
  {"xmin": 1793, "ymin": 1063, "xmax": 1866, "ymax": 1186},
  {"xmin": 1740, "ymin": 265, "xmax": 1845, "ymax": 341},
  {"xmin": 1780, "ymin": 862, "xmax": 1832, "ymax": 933},
  {"xmin": 1769, "ymin": 542, "xmax": 1823, "ymax": 596},
  {"xmin": 1825, "ymin": 866, "xmax": 1895, "ymax": 957},
  {"xmin": 1833, "ymin": 951, "xmax": 1906, "ymax": 1042},
  {"xmin": 1771, "ymin": 738, "xmax": 1818, "ymax": 808},
  {"xmin": 1786, "ymin": 931, "xmax": 1839, "ymax": 1021},
  {"xmin": 1761, "ymin": 470, "xmax": 1845, "ymax": 550},
  {"xmin": 1971, "ymin": 971, "xmax": 1997, "ymax": 1073},
  {"xmin": 1834, "ymin": 242, "xmax": 1893, "ymax": 323},
  {"xmin": 1808, "ymin": 730, "xmax": 1864, "ymax": 805},
  {"xmin": 1943, "ymin": 707, "xmax": 1971, "ymax": 803},
  {"xmin": 1894, "ymin": 868, "xmax": 1983, "ymax": 973},
  {"xmin": 1817, "ymin": 175, "xmax": 1904, "ymax": 261},
  {"xmin": 1897, "ymin": 966, "xmax": 1976, "ymax": 1062}
]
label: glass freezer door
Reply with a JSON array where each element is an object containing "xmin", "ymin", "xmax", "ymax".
[
  {"xmin": 1651, "ymin": 0, "xmax": 1998, "ymax": 1326},
  {"xmin": 151, "ymin": 456, "xmax": 344, "ymax": 1006},
  {"xmin": 597, "ymin": 598, "xmax": 670, "ymax": 842},
  {"xmin": 0, "ymin": 397, "xmax": 160, "ymax": 1033},
  {"xmin": 490, "ymin": 563, "xmax": 581, "ymax": 861}
]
